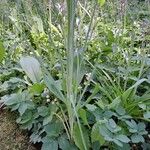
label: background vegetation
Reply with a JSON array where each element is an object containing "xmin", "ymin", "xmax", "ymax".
[{"xmin": 0, "ymin": 0, "xmax": 150, "ymax": 149}]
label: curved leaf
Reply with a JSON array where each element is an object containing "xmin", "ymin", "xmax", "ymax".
[
  {"xmin": 20, "ymin": 56, "xmax": 42, "ymax": 83},
  {"xmin": 43, "ymin": 74, "xmax": 65, "ymax": 101},
  {"xmin": 73, "ymin": 123, "xmax": 90, "ymax": 150}
]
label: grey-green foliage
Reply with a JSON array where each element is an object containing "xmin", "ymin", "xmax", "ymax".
[
  {"xmin": 20, "ymin": 56, "xmax": 42, "ymax": 83},
  {"xmin": 1, "ymin": 91, "xmax": 35, "ymax": 116},
  {"xmin": 92, "ymin": 119, "xmax": 130, "ymax": 147},
  {"xmin": 125, "ymin": 120, "xmax": 148, "ymax": 143}
]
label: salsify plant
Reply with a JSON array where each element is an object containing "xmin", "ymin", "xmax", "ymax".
[
  {"xmin": 42, "ymin": 1, "xmax": 98, "ymax": 149},
  {"xmin": 15, "ymin": 0, "xmax": 99, "ymax": 150}
]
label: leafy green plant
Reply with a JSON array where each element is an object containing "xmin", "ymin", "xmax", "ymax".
[
  {"xmin": 125, "ymin": 120, "xmax": 148, "ymax": 143},
  {"xmin": 0, "ymin": 0, "xmax": 150, "ymax": 150},
  {"xmin": 98, "ymin": 119, "xmax": 130, "ymax": 147}
]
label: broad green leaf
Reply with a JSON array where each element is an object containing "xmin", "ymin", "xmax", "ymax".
[
  {"xmin": 20, "ymin": 56, "xmax": 42, "ymax": 83},
  {"xmin": 44, "ymin": 74, "xmax": 65, "ymax": 101},
  {"xmin": 108, "ymin": 119, "xmax": 117, "ymax": 129},
  {"xmin": 43, "ymin": 115, "xmax": 53, "ymax": 126},
  {"xmin": 38, "ymin": 106, "xmax": 49, "ymax": 117},
  {"xmin": 78, "ymin": 108, "xmax": 89, "ymax": 126},
  {"xmin": 29, "ymin": 83, "xmax": 45, "ymax": 95},
  {"xmin": 116, "ymin": 143, "xmax": 131, "ymax": 150},
  {"xmin": 44, "ymin": 121, "xmax": 64, "ymax": 138},
  {"xmin": 99, "ymin": 124, "xmax": 113, "ymax": 139},
  {"xmin": 30, "ymin": 132, "xmax": 42, "ymax": 144},
  {"xmin": 137, "ymin": 122, "xmax": 146, "ymax": 132},
  {"xmin": 131, "ymin": 134, "xmax": 145, "ymax": 143},
  {"xmin": 98, "ymin": 0, "xmax": 106, "ymax": 7},
  {"xmin": 42, "ymin": 139, "xmax": 58, "ymax": 150},
  {"xmin": 4, "ymin": 92, "xmax": 32, "ymax": 106},
  {"xmin": 144, "ymin": 111, "xmax": 150, "ymax": 119},
  {"xmin": 0, "ymin": 41, "xmax": 5, "ymax": 63},
  {"xmin": 92, "ymin": 142, "xmax": 101, "ymax": 150},
  {"xmin": 17, "ymin": 111, "xmax": 33, "ymax": 124},
  {"xmin": 11, "ymin": 103, "xmax": 20, "ymax": 111},
  {"xmin": 116, "ymin": 106, "xmax": 126, "ymax": 116},
  {"xmin": 4, "ymin": 93, "xmax": 21, "ymax": 106},
  {"xmin": 113, "ymin": 139, "xmax": 123, "ymax": 147},
  {"xmin": 18, "ymin": 103, "xmax": 28, "ymax": 116},
  {"xmin": 73, "ymin": 123, "xmax": 90, "ymax": 150},
  {"xmin": 126, "ymin": 120, "xmax": 137, "ymax": 130},
  {"xmin": 91, "ymin": 123, "xmax": 105, "ymax": 145},
  {"xmin": 116, "ymin": 135, "xmax": 130, "ymax": 143},
  {"xmin": 58, "ymin": 134, "xmax": 78, "ymax": 150},
  {"xmin": 86, "ymin": 104, "xmax": 97, "ymax": 112}
]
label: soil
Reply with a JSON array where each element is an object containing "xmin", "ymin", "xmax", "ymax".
[{"xmin": 0, "ymin": 109, "xmax": 37, "ymax": 150}]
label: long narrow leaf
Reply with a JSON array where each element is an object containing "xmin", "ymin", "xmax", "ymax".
[{"xmin": 43, "ymin": 74, "xmax": 65, "ymax": 102}]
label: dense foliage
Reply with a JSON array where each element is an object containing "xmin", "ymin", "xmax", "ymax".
[{"xmin": 0, "ymin": 0, "xmax": 150, "ymax": 149}]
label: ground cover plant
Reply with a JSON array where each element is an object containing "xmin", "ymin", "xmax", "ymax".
[{"xmin": 0, "ymin": 0, "xmax": 150, "ymax": 150}]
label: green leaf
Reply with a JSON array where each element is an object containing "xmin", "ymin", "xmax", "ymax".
[
  {"xmin": 116, "ymin": 135, "xmax": 130, "ymax": 143},
  {"xmin": 20, "ymin": 56, "xmax": 42, "ymax": 83},
  {"xmin": 17, "ymin": 111, "xmax": 33, "ymax": 124},
  {"xmin": 108, "ymin": 119, "xmax": 117, "ymax": 129},
  {"xmin": 144, "ymin": 111, "xmax": 150, "ymax": 119},
  {"xmin": 92, "ymin": 142, "xmax": 101, "ymax": 150},
  {"xmin": 73, "ymin": 123, "xmax": 90, "ymax": 150},
  {"xmin": 131, "ymin": 134, "xmax": 145, "ymax": 143},
  {"xmin": 11, "ymin": 104, "xmax": 20, "ymax": 111},
  {"xmin": 115, "ymin": 143, "xmax": 131, "ymax": 150},
  {"xmin": 18, "ymin": 103, "xmax": 28, "ymax": 116},
  {"xmin": 29, "ymin": 83, "xmax": 45, "ymax": 95},
  {"xmin": 105, "ymin": 119, "xmax": 121, "ymax": 133},
  {"xmin": 126, "ymin": 120, "xmax": 137, "ymax": 130},
  {"xmin": 122, "ymin": 79, "xmax": 147, "ymax": 102},
  {"xmin": 137, "ymin": 122, "xmax": 146, "ymax": 132},
  {"xmin": 58, "ymin": 134, "xmax": 77, "ymax": 150},
  {"xmin": 116, "ymin": 106, "xmax": 126, "ymax": 116},
  {"xmin": 91, "ymin": 123, "xmax": 105, "ymax": 145},
  {"xmin": 44, "ymin": 121, "xmax": 64, "ymax": 138},
  {"xmin": 38, "ymin": 106, "xmax": 49, "ymax": 117},
  {"xmin": 108, "ymin": 97, "xmax": 121, "ymax": 109},
  {"xmin": 42, "ymin": 139, "xmax": 58, "ymax": 150},
  {"xmin": 96, "ymin": 101, "xmax": 105, "ymax": 110},
  {"xmin": 4, "ymin": 94, "xmax": 21, "ymax": 106},
  {"xmin": 78, "ymin": 108, "xmax": 89, "ymax": 126},
  {"xmin": 43, "ymin": 115, "xmax": 53, "ymax": 126},
  {"xmin": 44, "ymin": 74, "xmax": 65, "ymax": 102},
  {"xmin": 113, "ymin": 139, "xmax": 123, "ymax": 147},
  {"xmin": 98, "ymin": 0, "xmax": 106, "ymax": 7},
  {"xmin": 86, "ymin": 104, "xmax": 97, "ymax": 112},
  {"xmin": 0, "ymin": 41, "xmax": 5, "ymax": 63},
  {"xmin": 30, "ymin": 132, "xmax": 42, "ymax": 144},
  {"xmin": 99, "ymin": 124, "xmax": 113, "ymax": 138}
]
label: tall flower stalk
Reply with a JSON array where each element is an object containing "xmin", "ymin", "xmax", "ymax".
[{"xmin": 65, "ymin": 0, "xmax": 88, "ymax": 149}]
